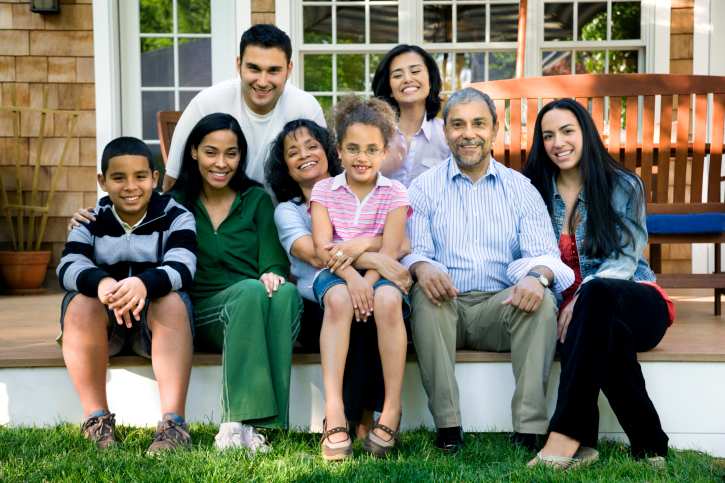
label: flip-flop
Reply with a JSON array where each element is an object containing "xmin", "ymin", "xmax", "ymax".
[{"xmin": 532, "ymin": 446, "xmax": 599, "ymax": 471}]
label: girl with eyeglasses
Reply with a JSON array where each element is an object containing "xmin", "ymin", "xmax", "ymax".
[{"xmin": 310, "ymin": 95, "xmax": 411, "ymax": 460}]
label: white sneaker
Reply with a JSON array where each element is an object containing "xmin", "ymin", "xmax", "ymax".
[{"xmin": 214, "ymin": 423, "xmax": 273, "ymax": 455}]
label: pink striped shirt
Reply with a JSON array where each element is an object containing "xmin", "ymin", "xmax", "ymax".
[{"xmin": 310, "ymin": 171, "xmax": 412, "ymax": 243}]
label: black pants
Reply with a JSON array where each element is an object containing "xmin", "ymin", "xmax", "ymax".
[
  {"xmin": 297, "ymin": 298, "xmax": 385, "ymax": 421},
  {"xmin": 548, "ymin": 278, "xmax": 670, "ymax": 457}
]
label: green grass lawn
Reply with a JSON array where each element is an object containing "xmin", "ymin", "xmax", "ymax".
[{"xmin": 1, "ymin": 423, "xmax": 722, "ymax": 482}]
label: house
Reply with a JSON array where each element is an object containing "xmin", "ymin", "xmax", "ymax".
[
  {"xmin": 1, "ymin": 0, "xmax": 724, "ymax": 458},
  {"xmin": 1, "ymin": 0, "xmax": 724, "ymax": 280}
]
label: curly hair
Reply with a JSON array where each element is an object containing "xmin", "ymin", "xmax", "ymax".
[
  {"xmin": 327, "ymin": 94, "xmax": 398, "ymax": 148},
  {"xmin": 265, "ymin": 119, "xmax": 343, "ymax": 204}
]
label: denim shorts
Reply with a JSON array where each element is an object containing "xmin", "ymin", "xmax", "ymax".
[
  {"xmin": 58, "ymin": 290, "xmax": 195, "ymax": 358},
  {"xmin": 312, "ymin": 269, "xmax": 411, "ymax": 319}
]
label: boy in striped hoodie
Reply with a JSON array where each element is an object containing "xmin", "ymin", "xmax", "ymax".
[{"xmin": 57, "ymin": 137, "xmax": 197, "ymax": 453}]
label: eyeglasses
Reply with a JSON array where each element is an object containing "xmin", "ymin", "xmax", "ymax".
[{"xmin": 340, "ymin": 146, "xmax": 385, "ymax": 159}]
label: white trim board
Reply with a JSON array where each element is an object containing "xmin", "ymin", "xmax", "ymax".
[
  {"xmin": 92, "ymin": 0, "xmax": 122, "ymax": 199},
  {"xmin": 2, "ymin": 361, "xmax": 724, "ymax": 457}
]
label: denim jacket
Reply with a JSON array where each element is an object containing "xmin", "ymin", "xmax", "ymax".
[{"xmin": 550, "ymin": 172, "xmax": 656, "ymax": 298}]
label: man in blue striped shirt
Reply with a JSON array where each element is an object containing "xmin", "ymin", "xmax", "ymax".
[{"xmin": 401, "ymin": 88, "xmax": 574, "ymax": 454}]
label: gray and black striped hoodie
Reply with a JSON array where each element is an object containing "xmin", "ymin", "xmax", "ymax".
[{"xmin": 57, "ymin": 191, "xmax": 197, "ymax": 299}]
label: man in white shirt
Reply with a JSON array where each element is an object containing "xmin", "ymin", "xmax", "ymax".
[{"xmin": 163, "ymin": 24, "xmax": 326, "ymax": 192}]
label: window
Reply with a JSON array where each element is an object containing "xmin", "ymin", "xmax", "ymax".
[
  {"xmin": 120, "ymin": 0, "xmax": 235, "ymax": 188},
  {"xmin": 296, "ymin": 0, "xmax": 521, "ymax": 106},
  {"xmin": 541, "ymin": 0, "xmax": 644, "ymax": 76},
  {"xmin": 422, "ymin": 0, "xmax": 520, "ymax": 96}
]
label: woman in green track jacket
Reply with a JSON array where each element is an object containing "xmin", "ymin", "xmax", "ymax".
[{"xmin": 170, "ymin": 113, "xmax": 303, "ymax": 454}]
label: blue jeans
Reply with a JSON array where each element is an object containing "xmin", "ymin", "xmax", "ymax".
[{"xmin": 312, "ymin": 269, "xmax": 411, "ymax": 319}]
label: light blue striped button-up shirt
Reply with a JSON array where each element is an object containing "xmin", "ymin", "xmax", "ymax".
[{"xmin": 401, "ymin": 156, "xmax": 574, "ymax": 294}]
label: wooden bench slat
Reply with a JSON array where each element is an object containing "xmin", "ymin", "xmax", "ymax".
[
  {"xmin": 709, "ymin": 94, "xmax": 725, "ymax": 203},
  {"xmin": 510, "ymin": 99, "xmax": 522, "ymax": 171},
  {"xmin": 691, "ymin": 94, "xmax": 709, "ymax": 203},
  {"xmin": 592, "ymin": 97, "xmax": 604, "ymax": 140},
  {"xmin": 625, "ymin": 96, "xmax": 639, "ymax": 172},
  {"xmin": 674, "ymin": 94, "xmax": 691, "ymax": 203},
  {"xmin": 641, "ymin": 96, "xmax": 656, "ymax": 202},
  {"xmin": 526, "ymin": 97, "xmax": 538, "ymax": 157},
  {"xmin": 494, "ymin": 99, "xmax": 506, "ymax": 161},
  {"xmin": 647, "ymin": 202, "xmax": 725, "ymax": 214},
  {"xmin": 608, "ymin": 96, "xmax": 622, "ymax": 163},
  {"xmin": 656, "ymin": 96, "xmax": 673, "ymax": 204}
]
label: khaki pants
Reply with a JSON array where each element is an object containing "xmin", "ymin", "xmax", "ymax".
[{"xmin": 409, "ymin": 284, "xmax": 558, "ymax": 434}]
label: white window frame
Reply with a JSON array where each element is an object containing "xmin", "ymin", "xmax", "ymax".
[
  {"xmin": 119, "ymin": 0, "xmax": 238, "ymax": 146},
  {"xmin": 280, "ymin": 0, "xmax": 663, "ymax": 93},
  {"xmin": 538, "ymin": 0, "xmax": 653, "ymax": 75}
]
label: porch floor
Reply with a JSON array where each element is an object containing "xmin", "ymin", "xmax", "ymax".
[{"xmin": 0, "ymin": 289, "xmax": 723, "ymax": 368}]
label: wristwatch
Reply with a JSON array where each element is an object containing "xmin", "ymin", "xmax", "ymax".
[{"xmin": 526, "ymin": 272, "xmax": 550, "ymax": 288}]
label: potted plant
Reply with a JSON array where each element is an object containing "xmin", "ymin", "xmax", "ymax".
[{"xmin": 0, "ymin": 85, "xmax": 81, "ymax": 294}]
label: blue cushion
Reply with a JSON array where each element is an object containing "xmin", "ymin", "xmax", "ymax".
[{"xmin": 646, "ymin": 213, "xmax": 725, "ymax": 235}]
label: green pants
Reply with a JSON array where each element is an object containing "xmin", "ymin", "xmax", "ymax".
[
  {"xmin": 193, "ymin": 279, "xmax": 303, "ymax": 428},
  {"xmin": 409, "ymin": 285, "xmax": 558, "ymax": 434}
]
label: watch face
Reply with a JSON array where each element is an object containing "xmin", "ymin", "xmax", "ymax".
[{"xmin": 539, "ymin": 275, "xmax": 549, "ymax": 287}]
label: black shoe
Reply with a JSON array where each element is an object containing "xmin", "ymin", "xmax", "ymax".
[
  {"xmin": 509, "ymin": 431, "xmax": 544, "ymax": 452},
  {"xmin": 435, "ymin": 426, "xmax": 465, "ymax": 455}
]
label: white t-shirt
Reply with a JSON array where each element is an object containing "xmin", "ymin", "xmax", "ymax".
[{"xmin": 165, "ymin": 78, "xmax": 326, "ymax": 186}]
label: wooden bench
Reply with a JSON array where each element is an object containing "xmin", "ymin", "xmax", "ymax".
[
  {"xmin": 156, "ymin": 110, "xmax": 183, "ymax": 166},
  {"xmin": 469, "ymin": 74, "xmax": 725, "ymax": 314}
]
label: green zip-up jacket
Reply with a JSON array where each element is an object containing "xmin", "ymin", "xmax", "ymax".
[{"xmin": 189, "ymin": 186, "xmax": 289, "ymax": 304}]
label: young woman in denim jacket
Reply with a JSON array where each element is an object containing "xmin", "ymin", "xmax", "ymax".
[{"xmin": 522, "ymin": 99, "xmax": 674, "ymax": 469}]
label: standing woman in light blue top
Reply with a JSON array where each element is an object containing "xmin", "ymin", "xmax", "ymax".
[
  {"xmin": 372, "ymin": 45, "xmax": 451, "ymax": 186},
  {"xmin": 522, "ymin": 98, "xmax": 674, "ymax": 468}
]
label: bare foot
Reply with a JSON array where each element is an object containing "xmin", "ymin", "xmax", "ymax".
[{"xmin": 527, "ymin": 432, "xmax": 580, "ymax": 468}]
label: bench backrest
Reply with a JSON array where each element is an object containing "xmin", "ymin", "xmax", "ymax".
[
  {"xmin": 468, "ymin": 74, "xmax": 725, "ymax": 215},
  {"xmin": 156, "ymin": 110, "xmax": 183, "ymax": 165}
]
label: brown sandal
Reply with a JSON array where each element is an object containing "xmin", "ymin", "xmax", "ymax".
[
  {"xmin": 320, "ymin": 419, "xmax": 353, "ymax": 461},
  {"xmin": 362, "ymin": 418, "xmax": 402, "ymax": 458}
]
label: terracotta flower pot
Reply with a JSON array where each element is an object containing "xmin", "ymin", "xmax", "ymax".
[{"xmin": 0, "ymin": 251, "xmax": 51, "ymax": 294}]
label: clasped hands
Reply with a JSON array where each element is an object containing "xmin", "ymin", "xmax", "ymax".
[{"xmin": 98, "ymin": 276, "xmax": 147, "ymax": 328}]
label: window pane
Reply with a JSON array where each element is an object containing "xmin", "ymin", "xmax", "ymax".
[
  {"xmin": 140, "ymin": 0, "xmax": 172, "ymax": 34},
  {"xmin": 431, "ymin": 52, "xmax": 453, "ymax": 91},
  {"xmin": 611, "ymin": 1, "xmax": 641, "ymax": 40},
  {"xmin": 456, "ymin": 53, "xmax": 485, "ymax": 88},
  {"xmin": 337, "ymin": 6, "xmax": 365, "ymax": 44},
  {"xmin": 177, "ymin": 0, "xmax": 211, "ymax": 34},
  {"xmin": 149, "ymin": 143, "xmax": 166, "ymax": 192},
  {"xmin": 544, "ymin": 2, "xmax": 574, "ymax": 41},
  {"xmin": 304, "ymin": 55, "xmax": 333, "ymax": 91},
  {"xmin": 578, "ymin": 2, "xmax": 607, "ymax": 41},
  {"xmin": 338, "ymin": 54, "xmax": 365, "ymax": 91},
  {"xmin": 489, "ymin": 51, "xmax": 517, "ymax": 80},
  {"xmin": 315, "ymin": 96, "xmax": 333, "ymax": 113},
  {"xmin": 424, "ymin": 5, "xmax": 452, "ymax": 43},
  {"xmin": 179, "ymin": 90, "xmax": 201, "ymax": 111},
  {"xmin": 575, "ymin": 50, "xmax": 605, "ymax": 74},
  {"xmin": 304, "ymin": 6, "xmax": 332, "ymax": 44},
  {"xmin": 542, "ymin": 51, "xmax": 572, "ymax": 76},
  {"xmin": 141, "ymin": 38, "xmax": 174, "ymax": 87},
  {"xmin": 370, "ymin": 53, "xmax": 383, "ymax": 89},
  {"xmin": 142, "ymin": 91, "xmax": 175, "ymax": 140},
  {"xmin": 370, "ymin": 6, "xmax": 399, "ymax": 43},
  {"xmin": 178, "ymin": 38, "xmax": 212, "ymax": 87},
  {"xmin": 490, "ymin": 3, "xmax": 519, "ymax": 42},
  {"xmin": 457, "ymin": 4, "xmax": 486, "ymax": 43},
  {"xmin": 609, "ymin": 49, "xmax": 638, "ymax": 73}
]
